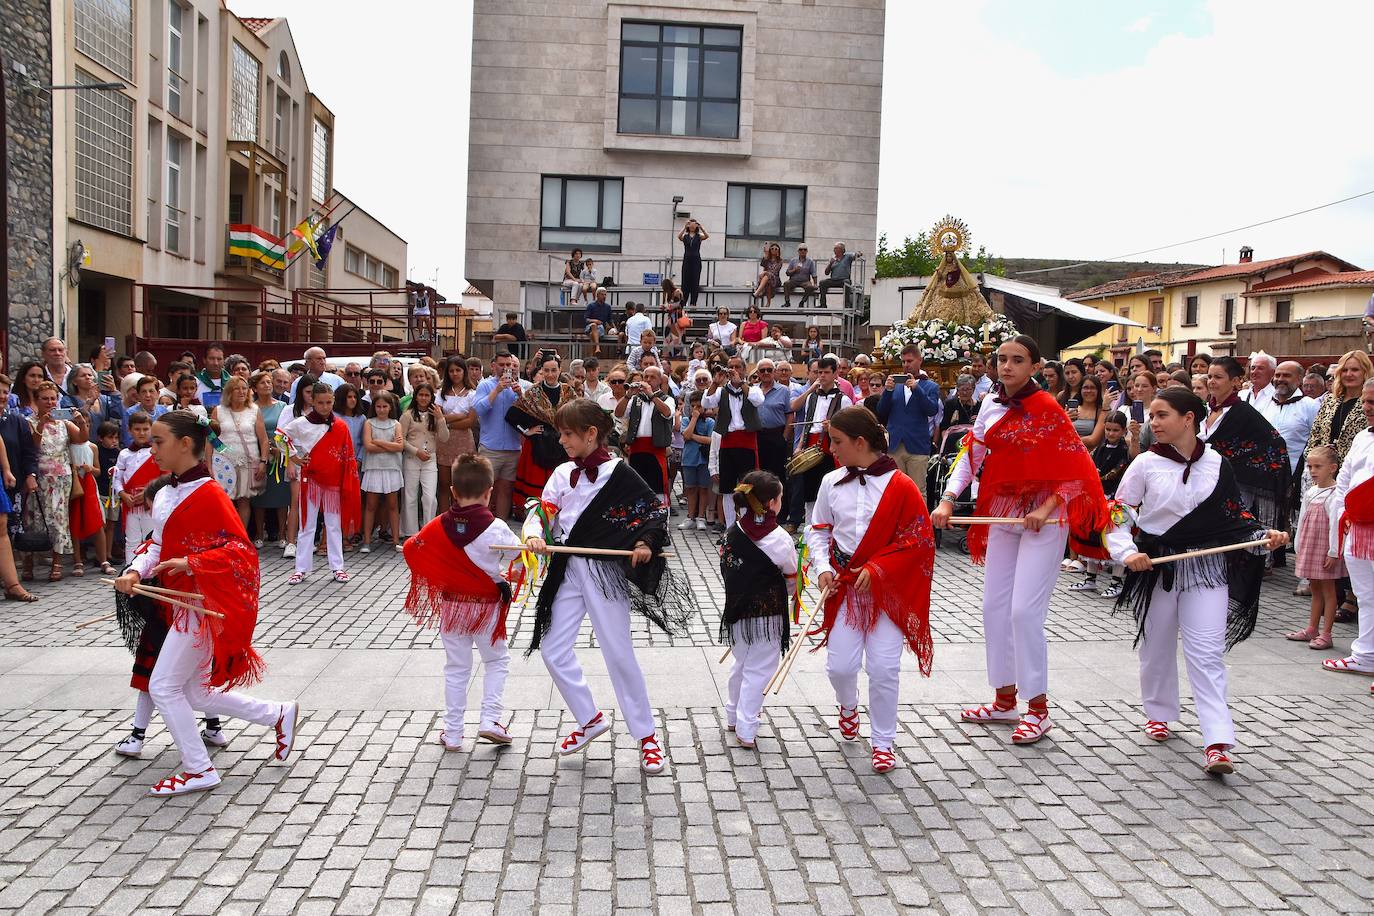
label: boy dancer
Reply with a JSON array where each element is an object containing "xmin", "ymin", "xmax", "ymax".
[
  {"xmin": 280, "ymin": 382, "xmax": 362, "ymax": 584},
  {"xmin": 113, "ymin": 412, "xmax": 160, "ymax": 546},
  {"xmin": 522, "ymin": 399, "xmax": 693, "ymax": 774},
  {"xmin": 403, "ymin": 454, "xmax": 522, "ymax": 750}
]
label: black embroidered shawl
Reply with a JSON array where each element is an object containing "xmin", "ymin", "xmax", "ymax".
[
  {"xmin": 719, "ymin": 524, "xmax": 790, "ymax": 654},
  {"xmin": 115, "ymin": 579, "xmax": 170, "ymax": 690},
  {"xmin": 1114, "ymin": 459, "xmax": 1267, "ymax": 651},
  {"xmin": 526, "ymin": 461, "xmax": 694, "ymax": 654},
  {"xmin": 1206, "ymin": 399, "xmax": 1291, "ymax": 530}
]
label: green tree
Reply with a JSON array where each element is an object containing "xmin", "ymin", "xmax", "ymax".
[{"xmin": 875, "ymin": 233, "xmax": 1006, "ymax": 279}]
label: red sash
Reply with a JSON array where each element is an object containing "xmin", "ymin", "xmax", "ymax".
[
  {"xmin": 403, "ymin": 515, "xmax": 510, "ymax": 641},
  {"xmin": 70, "ymin": 472, "xmax": 104, "ymax": 542},
  {"xmin": 300, "ymin": 419, "xmax": 362, "ymax": 536},
  {"xmin": 1340, "ymin": 476, "xmax": 1374, "ymax": 560},
  {"xmin": 121, "ymin": 451, "xmax": 160, "ymax": 525},
  {"xmin": 813, "ymin": 472, "xmax": 935, "ymax": 675},
  {"xmin": 719, "ymin": 430, "xmax": 759, "ymax": 464},
  {"xmin": 966, "ymin": 390, "xmax": 1111, "ymax": 563},
  {"xmin": 158, "ymin": 482, "xmax": 264, "ymax": 690}
]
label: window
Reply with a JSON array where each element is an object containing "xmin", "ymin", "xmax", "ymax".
[
  {"xmin": 165, "ymin": 134, "xmax": 184, "ymax": 253},
  {"xmin": 1148, "ymin": 297, "xmax": 1164, "ymax": 330},
  {"xmin": 74, "ymin": 0, "xmax": 133, "ymax": 80},
  {"xmin": 311, "ymin": 120, "xmax": 330, "ymax": 203},
  {"xmin": 540, "ymin": 175, "xmax": 622, "ymax": 252},
  {"xmin": 274, "ymin": 91, "xmax": 289, "ymax": 155},
  {"xmin": 74, "ymin": 69, "xmax": 134, "ymax": 235},
  {"xmin": 382, "ymin": 266, "xmax": 398, "ymax": 288},
  {"xmin": 230, "ymin": 41, "xmax": 260, "ymax": 141},
  {"xmin": 167, "ymin": 1, "xmax": 184, "ymax": 118},
  {"xmin": 724, "ymin": 183, "xmax": 806, "ymax": 258},
  {"xmin": 1221, "ymin": 297, "xmax": 1235, "ymax": 334},
  {"xmin": 1117, "ymin": 306, "xmax": 1130, "ymax": 342},
  {"xmin": 1276, "ymin": 299, "xmax": 1292, "ymax": 323},
  {"xmin": 344, "ymin": 245, "xmax": 361, "ymax": 275},
  {"xmin": 1182, "ymin": 294, "xmax": 1199, "ymax": 327},
  {"xmin": 278, "ymin": 50, "xmax": 291, "ymax": 84},
  {"xmin": 618, "ymin": 22, "xmax": 741, "ymax": 139}
]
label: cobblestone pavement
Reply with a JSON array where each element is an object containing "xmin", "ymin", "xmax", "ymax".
[{"xmin": 2, "ymin": 534, "xmax": 1372, "ymax": 915}]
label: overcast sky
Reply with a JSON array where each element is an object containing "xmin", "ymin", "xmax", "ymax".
[{"xmin": 227, "ymin": 0, "xmax": 1374, "ymax": 294}]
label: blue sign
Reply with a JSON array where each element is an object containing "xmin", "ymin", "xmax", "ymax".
[{"xmin": 642, "ymin": 273, "xmax": 661, "ymax": 286}]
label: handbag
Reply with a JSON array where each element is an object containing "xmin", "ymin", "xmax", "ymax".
[{"xmin": 13, "ymin": 492, "xmax": 54, "ymax": 553}]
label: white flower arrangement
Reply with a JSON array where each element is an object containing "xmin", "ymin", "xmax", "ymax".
[{"xmin": 878, "ymin": 314, "xmax": 1021, "ymax": 363}]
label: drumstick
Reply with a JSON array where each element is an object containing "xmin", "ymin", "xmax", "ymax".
[
  {"xmin": 718, "ymin": 646, "xmax": 733, "ymax": 665},
  {"xmin": 766, "ymin": 582, "xmax": 832, "ymax": 696},
  {"xmin": 74, "ymin": 612, "xmax": 115, "ymax": 630},
  {"xmin": 782, "ymin": 419, "xmax": 830, "ymax": 430},
  {"xmin": 101, "ymin": 580, "xmax": 225, "ymax": 619},
  {"xmin": 99, "ymin": 578, "xmax": 202, "ymax": 601},
  {"xmin": 945, "ymin": 517, "xmax": 1027, "ymax": 525},
  {"xmin": 1148, "ymin": 540, "xmax": 1267, "ymax": 565},
  {"xmin": 490, "ymin": 545, "xmax": 675, "ymax": 559}
]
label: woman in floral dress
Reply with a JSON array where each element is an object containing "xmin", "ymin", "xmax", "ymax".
[{"xmin": 23, "ymin": 381, "xmax": 86, "ymax": 580}]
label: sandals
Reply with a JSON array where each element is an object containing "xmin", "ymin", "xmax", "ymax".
[
  {"xmin": 1066, "ymin": 579, "xmax": 1099, "ymax": 592},
  {"xmin": 1204, "ymin": 745, "xmax": 1234, "ymax": 775},
  {"xmin": 287, "ymin": 572, "xmax": 306, "ymax": 586},
  {"xmin": 838, "ymin": 706, "xmax": 860, "ymax": 741},
  {"xmin": 1060, "ymin": 559, "xmax": 1085, "ymax": 573},
  {"xmin": 1143, "ymin": 720, "xmax": 1171, "ymax": 741},
  {"xmin": 71, "ymin": 562, "xmax": 85, "ymax": 578},
  {"xmin": 1286, "ymin": 626, "xmax": 1318, "ymax": 642},
  {"xmin": 960, "ymin": 702, "xmax": 1019, "ymax": 724},
  {"xmin": 332, "ymin": 569, "xmax": 351, "ymax": 583},
  {"xmin": 1011, "ymin": 711, "xmax": 1053, "ymax": 745},
  {"xmin": 48, "ymin": 563, "xmax": 62, "ymax": 582},
  {"xmin": 4, "ymin": 583, "xmax": 38, "ymax": 602},
  {"xmin": 1308, "ymin": 633, "xmax": 1334, "ymax": 650},
  {"xmin": 871, "ymin": 747, "xmax": 896, "ymax": 773},
  {"xmin": 98, "ymin": 562, "xmax": 117, "ymax": 576},
  {"xmin": 1321, "ymin": 656, "xmax": 1374, "ymax": 675}
]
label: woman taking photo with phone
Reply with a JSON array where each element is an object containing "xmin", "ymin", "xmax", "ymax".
[
  {"xmin": 21, "ymin": 381, "xmax": 87, "ymax": 581},
  {"xmin": 678, "ymin": 220, "xmax": 708, "ymax": 308},
  {"xmin": 1068, "ymin": 374, "xmax": 1108, "ymax": 450}
]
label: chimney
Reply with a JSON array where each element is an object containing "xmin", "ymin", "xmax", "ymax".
[{"xmin": 1239, "ymin": 246, "xmax": 1253, "ymax": 264}]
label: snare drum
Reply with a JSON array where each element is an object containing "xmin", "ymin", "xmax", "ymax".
[{"xmin": 785, "ymin": 445, "xmax": 824, "ymax": 477}]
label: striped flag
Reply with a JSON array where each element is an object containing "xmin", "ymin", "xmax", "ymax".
[
  {"xmin": 287, "ymin": 215, "xmax": 320, "ymax": 261},
  {"xmin": 228, "ymin": 224, "xmax": 286, "ymax": 270}
]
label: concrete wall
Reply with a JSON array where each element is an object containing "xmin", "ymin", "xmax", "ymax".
[
  {"xmin": 3, "ymin": 0, "xmax": 55, "ymax": 364},
  {"xmin": 465, "ymin": 0, "xmax": 885, "ymax": 313},
  {"xmin": 1247, "ymin": 286, "xmax": 1374, "ymax": 324}
]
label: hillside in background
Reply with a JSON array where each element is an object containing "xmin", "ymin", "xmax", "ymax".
[{"xmin": 995, "ymin": 258, "xmax": 1210, "ymax": 296}]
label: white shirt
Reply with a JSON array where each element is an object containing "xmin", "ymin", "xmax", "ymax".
[
  {"xmin": 1105, "ymin": 447, "xmax": 1223, "ymax": 563},
  {"xmin": 1242, "ymin": 383, "xmax": 1275, "ymax": 406},
  {"xmin": 277, "ymin": 413, "xmax": 331, "ymax": 454},
  {"xmin": 1199, "ymin": 404, "xmax": 1232, "ymax": 441},
  {"xmin": 1328, "ymin": 429, "xmax": 1374, "ymax": 555},
  {"xmin": 944, "ymin": 395, "xmax": 1012, "ymax": 499},
  {"xmin": 708, "ymin": 321, "xmax": 737, "ymax": 348},
  {"xmin": 738, "ymin": 524, "xmax": 799, "ymax": 597},
  {"xmin": 130, "ymin": 476, "xmax": 216, "ymax": 579},
  {"xmin": 805, "ymin": 465, "xmax": 897, "ymax": 577},
  {"xmin": 583, "ymin": 379, "xmax": 608, "ymax": 404},
  {"xmin": 1256, "ymin": 394, "xmax": 1319, "ymax": 472},
  {"xmin": 625, "ymin": 313, "xmax": 653, "ymax": 346},
  {"xmin": 289, "ymin": 371, "xmax": 346, "ymax": 401},
  {"xmin": 972, "ymin": 374, "xmax": 993, "ymax": 401},
  {"xmin": 702, "ymin": 385, "xmax": 765, "ymax": 433},
  {"xmin": 1297, "ymin": 483, "xmax": 1337, "ymax": 558},
  {"xmin": 464, "ymin": 516, "xmax": 524, "ymax": 584},
  {"xmin": 631, "ymin": 395, "xmax": 674, "ymax": 439},
  {"xmin": 801, "ymin": 387, "xmax": 852, "ymax": 436},
  {"xmin": 440, "ymin": 391, "xmax": 475, "ymax": 417},
  {"xmin": 113, "ymin": 448, "xmax": 156, "ymax": 511},
  {"xmin": 523, "ymin": 456, "xmax": 621, "ymax": 542}
]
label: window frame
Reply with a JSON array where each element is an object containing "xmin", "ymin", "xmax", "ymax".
[
  {"xmin": 165, "ymin": 132, "xmax": 185, "ymax": 255},
  {"xmin": 1148, "ymin": 297, "xmax": 1164, "ymax": 330},
  {"xmin": 1220, "ymin": 296, "xmax": 1235, "ymax": 335},
  {"xmin": 538, "ymin": 174, "xmax": 623, "ymax": 253},
  {"xmin": 1116, "ymin": 306, "xmax": 1130, "ymax": 343},
  {"xmin": 616, "ymin": 21, "xmax": 743, "ymax": 140},
  {"xmin": 1275, "ymin": 299, "xmax": 1292, "ymax": 323},
  {"xmin": 1182, "ymin": 294, "xmax": 1199, "ymax": 327},
  {"xmin": 724, "ymin": 181, "xmax": 807, "ymax": 258}
]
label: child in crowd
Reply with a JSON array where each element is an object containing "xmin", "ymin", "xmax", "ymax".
[
  {"xmin": 1070, "ymin": 411, "xmax": 1131, "ymax": 599},
  {"xmin": 627, "ymin": 329, "xmax": 659, "ymax": 373},
  {"xmin": 360, "ymin": 391, "xmax": 404, "ymax": 554},
  {"xmin": 576, "ymin": 259, "xmax": 597, "ymax": 305},
  {"xmin": 720, "ymin": 471, "xmax": 797, "ymax": 749},
  {"xmin": 403, "ymin": 453, "xmax": 522, "ymax": 750},
  {"xmin": 1289, "ymin": 445, "xmax": 1344, "ymax": 649},
  {"xmin": 69, "ymin": 434, "xmax": 110, "ymax": 576},
  {"xmin": 686, "ymin": 342, "xmax": 708, "ymax": 381},
  {"xmin": 96, "ymin": 421, "xmax": 122, "ymax": 559},
  {"xmin": 281, "ymin": 382, "xmax": 362, "ymax": 584},
  {"xmin": 114, "ymin": 413, "xmax": 160, "ymax": 546},
  {"xmin": 678, "ymin": 390, "xmax": 715, "ymax": 531}
]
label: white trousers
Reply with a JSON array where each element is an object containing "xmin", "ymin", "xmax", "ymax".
[
  {"xmin": 401, "ymin": 455, "xmax": 438, "ymax": 537},
  {"xmin": 132, "ymin": 689, "xmax": 155, "ymax": 730},
  {"xmin": 296, "ymin": 501, "xmax": 343, "ymax": 575},
  {"xmin": 981, "ymin": 522, "xmax": 1068, "ymax": 699},
  {"xmin": 440, "ymin": 622, "xmax": 510, "ymax": 738},
  {"xmin": 540, "ymin": 558, "xmax": 656, "ymax": 739},
  {"xmin": 148, "ymin": 621, "xmax": 280, "ymax": 773},
  {"xmin": 1341, "ymin": 556, "xmax": 1374, "ymax": 667},
  {"xmin": 725, "ymin": 622, "xmax": 781, "ymax": 743},
  {"xmin": 125, "ymin": 511, "xmax": 155, "ymax": 551},
  {"xmin": 1138, "ymin": 584, "xmax": 1236, "ymax": 749},
  {"xmin": 825, "ymin": 608, "xmax": 905, "ymax": 749}
]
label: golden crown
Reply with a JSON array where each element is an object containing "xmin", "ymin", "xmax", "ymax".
[{"xmin": 927, "ymin": 215, "xmax": 971, "ymax": 258}]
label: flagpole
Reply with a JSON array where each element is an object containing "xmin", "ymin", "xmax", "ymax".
[{"xmin": 284, "ymin": 204, "xmax": 357, "ymax": 269}]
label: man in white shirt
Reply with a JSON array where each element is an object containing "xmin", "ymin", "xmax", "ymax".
[
  {"xmin": 1241, "ymin": 351, "xmax": 1276, "ymax": 405},
  {"xmin": 289, "ymin": 347, "xmax": 346, "ymax": 399},
  {"xmin": 969, "ymin": 353, "xmax": 994, "ymax": 401},
  {"xmin": 624, "ymin": 302, "xmax": 653, "ymax": 354},
  {"xmin": 1259, "ymin": 360, "xmax": 1319, "ymax": 571}
]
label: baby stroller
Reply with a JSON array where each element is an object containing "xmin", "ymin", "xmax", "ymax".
[{"xmin": 930, "ymin": 423, "xmax": 976, "ymax": 554}]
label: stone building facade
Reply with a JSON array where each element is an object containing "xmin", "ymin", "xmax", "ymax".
[{"xmin": 1, "ymin": 0, "xmax": 55, "ymax": 366}]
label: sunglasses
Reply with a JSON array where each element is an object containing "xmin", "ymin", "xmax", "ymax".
[
  {"xmin": 609, "ymin": 379, "xmax": 627, "ymax": 385},
  {"xmin": 758, "ymin": 368, "xmax": 774, "ymax": 373}
]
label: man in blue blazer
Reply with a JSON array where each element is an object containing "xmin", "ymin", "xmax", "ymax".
[{"xmin": 876, "ymin": 343, "xmax": 942, "ymax": 499}]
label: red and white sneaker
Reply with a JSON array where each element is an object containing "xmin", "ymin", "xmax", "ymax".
[
  {"xmin": 274, "ymin": 703, "xmax": 300, "ymax": 761},
  {"xmin": 1204, "ymin": 746, "xmax": 1234, "ymax": 774},
  {"xmin": 639, "ymin": 734, "xmax": 666, "ymax": 774},
  {"xmin": 871, "ymin": 747, "xmax": 897, "ymax": 773},
  {"xmin": 1143, "ymin": 720, "xmax": 1171, "ymax": 741},
  {"xmin": 960, "ymin": 702, "xmax": 1019, "ymax": 724},
  {"xmin": 557, "ymin": 711, "xmax": 610, "ymax": 756},
  {"xmin": 478, "ymin": 720, "xmax": 513, "ymax": 746},
  {"xmin": 838, "ymin": 706, "xmax": 860, "ymax": 741},
  {"xmin": 437, "ymin": 731, "xmax": 463, "ymax": 751},
  {"xmin": 1011, "ymin": 711, "xmax": 1053, "ymax": 745},
  {"xmin": 148, "ymin": 767, "xmax": 220, "ymax": 797}
]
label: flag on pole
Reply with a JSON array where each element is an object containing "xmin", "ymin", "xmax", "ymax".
[
  {"xmin": 287, "ymin": 215, "xmax": 321, "ymax": 262},
  {"xmin": 228, "ymin": 224, "xmax": 286, "ymax": 269},
  {"xmin": 313, "ymin": 224, "xmax": 339, "ymax": 270}
]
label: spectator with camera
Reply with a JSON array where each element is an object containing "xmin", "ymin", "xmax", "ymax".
[{"xmin": 875, "ymin": 344, "xmax": 941, "ymax": 497}]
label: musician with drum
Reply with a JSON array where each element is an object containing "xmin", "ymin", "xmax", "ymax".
[{"xmin": 788, "ymin": 356, "xmax": 853, "ymax": 526}]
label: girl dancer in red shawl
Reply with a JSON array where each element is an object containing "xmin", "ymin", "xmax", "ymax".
[
  {"xmin": 280, "ymin": 382, "xmax": 362, "ymax": 585},
  {"xmin": 932, "ymin": 336, "xmax": 1111, "ymax": 745},
  {"xmin": 114, "ymin": 410, "xmax": 299, "ymax": 797},
  {"xmin": 805, "ymin": 407, "xmax": 936, "ymax": 773}
]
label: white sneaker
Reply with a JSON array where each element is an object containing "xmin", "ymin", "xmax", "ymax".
[
  {"xmin": 695, "ymin": 518, "xmax": 708, "ymax": 531},
  {"xmin": 283, "ymin": 543, "xmax": 297, "ymax": 558},
  {"xmin": 148, "ymin": 767, "xmax": 221, "ymax": 797},
  {"xmin": 276, "ymin": 539, "xmax": 288, "ymax": 549},
  {"xmin": 201, "ymin": 727, "xmax": 229, "ymax": 747},
  {"xmin": 359, "ymin": 545, "xmax": 371, "ymax": 554},
  {"xmin": 274, "ymin": 703, "xmax": 300, "ymax": 761},
  {"xmin": 253, "ymin": 538, "xmax": 264, "ymax": 549},
  {"xmin": 639, "ymin": 734, "xmax": 666, "ymax": 775},
  {"xmin": 677, "ymin": 518, "xmax": 695, "ymax": 530},
  {"xmin": 114, "ymin": 734, "xmax": 144, "ymax": 758}
]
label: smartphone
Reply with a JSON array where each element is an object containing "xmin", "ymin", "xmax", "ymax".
[
  {"xmin": 51, "ymin": 407, "xmax": 75, "ymax": 421},
  {"xmin": 1066, "ymin": 398, "xmax": 1080, "ymax": 410},
  {"xmin": 103, "ymin": 336, "xmax": 116, "ymax": 356},
  {"xmin": 1131, "ymin": 400, "xmax": 1146, "ymax": 424},
  {"xmin": 891, "ymin": 373, "xmax": 909, "ymax": 385}
]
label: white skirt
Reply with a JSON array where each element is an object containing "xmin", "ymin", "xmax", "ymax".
[{"xmin": 362, "ymin": 468, "xmax": 403, "ymax": 494}]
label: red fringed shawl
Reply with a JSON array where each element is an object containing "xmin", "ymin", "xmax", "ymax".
[
  {"xmin": 965, "ymin": 390, "xmax": 1112, "ymax": 563},
  {"xmin": 159, "ymin": 482, "xmax": 265, "ymax": 690},
  {"xmin": 813, "ymin": 471, "xmax": 936, "ymax": 676},
  {"xmin": 300, "ymin": 419, "xmax": 362, "ymax": 536},
  {"xmin": 402, "ymin": 516, "xmax": 511, "ymax": 642},
  {"xmin": 121, "ymin": 452, "xmax": 161, "ymax": 530},
  {"xmin": 69, "ymin": 471, "xmax": 104, "ymax": 542},
  {"xmin": 1340, "ymin": 476, "xmax": 1374, "ymax": 561}
]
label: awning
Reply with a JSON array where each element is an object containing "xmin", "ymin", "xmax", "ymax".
[{"xmin": 983, "ymin": 275, "xmax": 1142, "ymax": 354}]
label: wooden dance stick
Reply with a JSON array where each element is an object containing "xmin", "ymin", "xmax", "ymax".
[
  {"xmin": 766, "ymin": 583, "xmax": 833, "ymax": 696},
  {"xmin": 99, "ymin": 580, "xmax": 225, "ymax": 619},
  {"xmin": 98, "ymin": 578, "xmax": 203, "ymax": 601},
  {"xmin": 1147, "ymin": 540, "xmax": 1267, "ymax": 566},
  {"xmin": 74, "ymin": 612, "xmax": 115, "ymax": 630},
  {"xmin": 718, "ymin": 646, "xmax": 733, "ymax": 665},
  {"xmin": 490, "ymin": 544, "xmax": 675, "ymax": 559},
  {"xmin": 945, "ymin": 517, "xmax": 1027, "ymax": 525}
]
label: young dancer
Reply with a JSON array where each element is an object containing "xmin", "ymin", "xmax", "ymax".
[
  {"xmin": 522, "ymin": 399, "xmax": 693, "ymax": 774},
  {"xmin": 933, "ymin": 335, "xmax": 1111, "ymax": 745},
  {"xmin": 1109, "ymin": 388, "xmax": 1286, "ymax": 773},
  {"xmin": 806, "ymin": 407, "xmax": 935, "ymax": 772},
  {"xmin": 113, "ymin": 410, "xmax": 299, "ymax": 796},
  {"xmin": 720, "ymin": 470, "xmax": 797, "ymax": 749},
  {"xmin": 113, "ymin": 413, "xmax": 160, "ymax": 547},
  {"xmin": 1288, "ymin": 446, "xmax": 1343, "ymax": 649},
  {"xmin": 280, "ymin": 382, "xmax": 362, "ymax": 584},
  {"xmin": 1323, "ymin": 378, "xmax": 1374, "ymax": 681},
  {"xmin": 702, "ymin": 362, "xmax": 764, "ymax": 528},
  {"xmin": 403, "ymin": 454, "xmax": 522, "ymax": 750}
]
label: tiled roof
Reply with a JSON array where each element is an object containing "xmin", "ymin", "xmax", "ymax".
[
  {"xmin": 1164, "ymin": 251, "xmax": 1362, "ymax": 286},
  {"xmin": 1242, "ymin": 268, "xmax": 1374, "ymax": 297},
  {"xmin": 239, "ymin": 16, "xmax": 276, "ymax": 33},
  {"xmin": 1067, "ymin": 269, "xmax": 1200, "ymax": 301}
]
